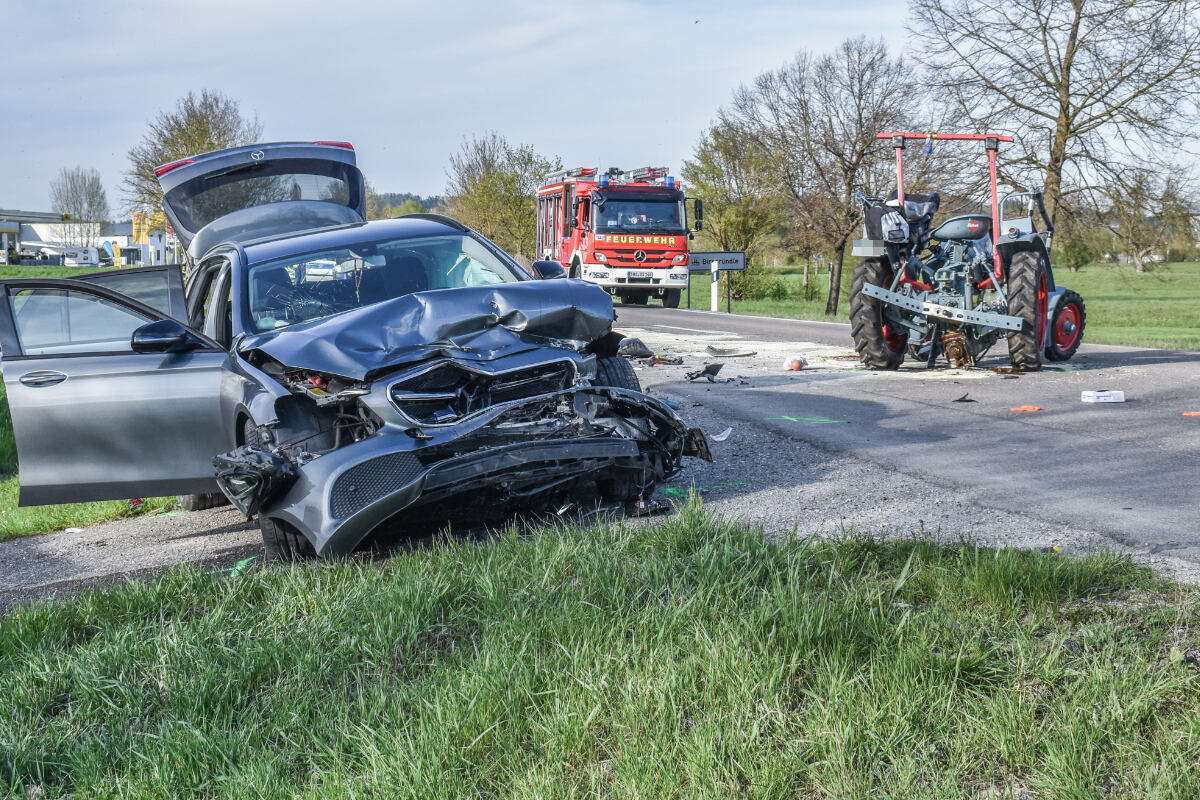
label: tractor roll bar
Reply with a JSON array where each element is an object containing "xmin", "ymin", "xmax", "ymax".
[{"xmin": 877, "ymin": 132, "xmax": 1015, "ymax": 281}]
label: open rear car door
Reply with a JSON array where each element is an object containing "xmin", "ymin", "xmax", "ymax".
[{"xmin": 0, "ymin": 272, "xmax": 228, "ymax": 505}]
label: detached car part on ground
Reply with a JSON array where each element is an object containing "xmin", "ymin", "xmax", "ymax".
[
  {"xmin": 0, "ymin": 142, "xmax": 710, "ymax": 559},
  {"xmin": 850, "ymin": 132, "xmax": 1085, "ymax": 371}
]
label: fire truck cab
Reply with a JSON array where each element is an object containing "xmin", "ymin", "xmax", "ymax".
[{"xmin": 536, "ymin": 166, "xmax": 701, "ymax": 307}]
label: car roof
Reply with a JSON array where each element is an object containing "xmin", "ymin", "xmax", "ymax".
[{"xmin": 239, "ymin": 215, "xmax": 468, "ymax": 264}]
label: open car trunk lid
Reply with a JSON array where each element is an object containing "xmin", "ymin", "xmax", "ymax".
[{"xmin": 155, "ymin": 142, "xmax": 367, "ymax": 260}]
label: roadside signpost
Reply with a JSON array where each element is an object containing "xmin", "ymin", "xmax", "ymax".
[{"xmin": 686, "ymin": 251, "xmax": 746, "ymax": 312}]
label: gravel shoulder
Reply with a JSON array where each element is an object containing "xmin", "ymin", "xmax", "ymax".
[{"xmin": 3, "ymin": 313, "xmax": 1197, "ymax": 613}]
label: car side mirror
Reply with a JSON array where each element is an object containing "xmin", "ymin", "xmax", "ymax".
[
  {"xmin": 131, "ymin": 318, "xmax": 202, "ymax": 353},
  {"xmin": 531, "ymin": 260, "xmax": 568, "ymax": 280}
]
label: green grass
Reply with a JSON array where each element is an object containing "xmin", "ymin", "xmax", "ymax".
[
  {"xmin": 672, "ymin": 262, "xmax": 1200, "ymax": 351},
  {"xmin": 3, "ymin": 502, "xmax": 1198, "ymax": 798}
]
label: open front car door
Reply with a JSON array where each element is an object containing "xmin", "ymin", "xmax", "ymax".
[{"xmin": 0, "ymin": 276, "xmax": 229, "ymax": 505}]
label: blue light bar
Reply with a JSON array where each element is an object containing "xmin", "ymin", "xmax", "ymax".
[
  {"xmin": 599, "ymin": 173, "xmax": 610, "ymax": 187},
  {"xmin": 665, "ymin": 176, "xmax": 676, "ymax": 188}
]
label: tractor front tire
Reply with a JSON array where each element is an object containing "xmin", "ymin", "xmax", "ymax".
[
  {"xmin": 1006, "ymin": 251, "xmax": 1048, "ymax": 371},
  {"xmin": 850, "ymin": 257, "xmax": 907, "ymax": 370},
  {"xmin": 1045, "ymin": 290, "xmax": 1086, "ymax": 361}
]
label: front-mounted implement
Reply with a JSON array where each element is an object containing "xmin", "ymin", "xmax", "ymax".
[{"xmin": 849, "ymin": 132, "xmax": 1085, "ymax": 371}]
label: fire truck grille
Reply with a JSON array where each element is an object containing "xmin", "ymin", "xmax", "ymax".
[{"xmin": 612, "ymin": 249, "xmax": 671, "ymax": 265}]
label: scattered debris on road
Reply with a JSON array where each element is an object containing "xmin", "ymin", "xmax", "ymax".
[
  {"xmin": 617, "ymin": 337, "xmax": 655, "ymax": 358},
  {"xmin": 953, "ymin": 393, "xmax": 976, "ymax": 403},
  {"xmin": 710, "ymin": 427, "xmax": 733, "ymax": 442},
  {"xmin": 782, "ymin": 357, "xmax": 808, "ymax": 371},
  {"xmin": 706, "ymin": 345, "xmax": 757, "ymax": 358},
  {"xmin": 1010, "ymin": 405, "xmax": 1044, "ymax": 412},
  {"xmin": 686, "ymin": 363, "xmax": 733, "ymax": 383},
  {"xmin": 1082, "ymin": 390, "xmax": 1125, "ymax": 403}
]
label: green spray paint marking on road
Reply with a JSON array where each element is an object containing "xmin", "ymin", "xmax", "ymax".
[
  {"xmin": 662, "ymin": 481, "xmax": 749, "ymax": 498},
  {"xmin": 765, "ymin": 415, "xmax": 847, "ymax": 424}
]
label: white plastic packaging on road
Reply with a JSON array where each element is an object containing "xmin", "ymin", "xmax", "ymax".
[{"xmin": 1081, "ymin": 390, "xmax": 1125, "ymax": 403}]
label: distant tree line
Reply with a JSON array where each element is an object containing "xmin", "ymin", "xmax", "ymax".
[{"xmin": 67, "ymin": 0, "xmax": 1199, "ymax": 309}]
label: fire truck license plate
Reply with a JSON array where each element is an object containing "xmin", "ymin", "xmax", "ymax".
[{"xmin": 628, "ymin": 270, "xmax": 653, "ymax": 278}]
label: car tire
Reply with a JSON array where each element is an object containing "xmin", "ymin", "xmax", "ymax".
[
  {"xmin": 594, "ymin": 356, "xmax": 641, "ymax": 392},
  {"xmin": 1045, "ymin": 290, "xmax": 1085, "ymax": 362},
  {"xmin": 1006, "ymin": 251, "xmax": 1048, "ymax": 371},
  {"xmin": 260, "ymin": 516, "xmax": 317, "ymax": 562},
  {"xmin": 850, "ymin": 257, "xmax": 907, "ymax": 370},
  {"xmin": 662, "ymin": 289, "xmax": 681, "ymax": 308},
  {"xmin": 176, "ymin": 492, "xmax": 230, "ymax": 512}
]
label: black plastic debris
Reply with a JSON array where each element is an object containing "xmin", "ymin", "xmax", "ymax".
[
  {"xmin": 686, "ymin": 363, "xmax": 733, "ymax": 383},
  {"xmin": 617, "ymin": 337, "xmax": 654, "ymax": 358}
]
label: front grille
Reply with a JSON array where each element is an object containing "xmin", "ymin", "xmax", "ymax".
[
  {"xmin": 330, "ymin": 452, "xmax": 424, "ymax": 519},
  {"xmin": 489, "ymin": 363, "xmax": 572, "ymax": 404},
  {"xmin": 612, "ymin": 249, "xmax": 670, "ymax": 264},
  {"xmin": 390, "ymin": 361, "xmax": 575, "ymax": 425}
]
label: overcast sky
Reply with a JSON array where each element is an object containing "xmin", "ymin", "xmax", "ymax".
[{"xmin": 3, "ymin": 0, "xmax": 902, "ymax": 213}]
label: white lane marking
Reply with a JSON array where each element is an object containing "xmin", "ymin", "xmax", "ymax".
[
  {"xmin": 659, "ymin": 309, "xmax": 852, "ymax": 327},
  {"xmin": 652, "ymin": 324, "xmax": 722, "ymax": 334}
]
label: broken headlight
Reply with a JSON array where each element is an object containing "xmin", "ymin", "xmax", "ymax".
[{"xmin": 213, "ymin": 446, "xmax": 300, "ymax": 517}]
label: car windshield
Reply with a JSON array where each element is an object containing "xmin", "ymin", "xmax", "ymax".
[
  {"xmin": 246, "ymin": 232, "xmax": 524, "ymax": 332},
  {"xmin": 593, "ymin": 199, "xmax": 685, "ymax": 234}
]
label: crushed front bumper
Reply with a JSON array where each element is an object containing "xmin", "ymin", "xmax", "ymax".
[{"xmin": 215, "ymin": 387, "xmax": 708, "ymax": 556}]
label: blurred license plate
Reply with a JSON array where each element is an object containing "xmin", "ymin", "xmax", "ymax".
[{"xmin": 628, "ymin": 270, "xmax": 653, "ymax": 278}]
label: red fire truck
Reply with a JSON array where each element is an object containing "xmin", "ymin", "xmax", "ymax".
[{"xmin": 536, "ymin": 166, "xmax": 702, "ymax": 307}]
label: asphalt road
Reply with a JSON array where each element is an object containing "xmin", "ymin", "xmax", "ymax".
[
  {"xmin": 3, "ymin": 305, "xmax": 1199, "ymax": 608},
  {"xmin": 616, "ymin": 304, "xmax": 1200, "ymax": 573}
]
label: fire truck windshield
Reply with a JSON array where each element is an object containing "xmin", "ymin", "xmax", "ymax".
[{"xmin": 593, "ymin": 199, "xmax": 685, "ymax": 235}]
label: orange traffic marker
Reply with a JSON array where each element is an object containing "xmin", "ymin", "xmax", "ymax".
[
  {"xmin": 1184, "ymin": 411, "xmax": 1200, "ymax": 417},
  {"xmin": 1010, "ymin": 405, "xmax": 1043, "ymax": 412}
]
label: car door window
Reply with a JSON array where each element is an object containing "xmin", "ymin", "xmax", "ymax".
[{"xmin": 9, "ymin": 287, "xmax": 153, "ymax": 356}]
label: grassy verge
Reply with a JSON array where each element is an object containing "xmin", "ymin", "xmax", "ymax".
[
  {"xmin": 668, "ymin": 262, "xmax": 1200, "ymax": 351},
  {"xmin": 3, "ymin": 503, "xmax": 1198, "ymax": 798}
]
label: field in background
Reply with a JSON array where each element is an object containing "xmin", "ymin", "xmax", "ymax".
[
  {"xmin": 3, "ymin": 504, "xmax": 1198, "ymax": 797},
  {"xmin": 672, "ymin": 262, "xmax": 1200, "ymax": 351}
]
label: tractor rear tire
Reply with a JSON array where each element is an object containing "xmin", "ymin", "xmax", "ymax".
[
  {"xmin": 850, "ymin": 257, "xmax": 907, "ymax": 370},
  {"xmin": 1045, "ymin": 290, "xmax": 1086, "ymax": 361},
  {"xmin": 662, "ymin": 289, "xmax": 681, "ymax": 308},
  {"xmin": 1006, "ymin": 251, "xmax": 1048, "ymax": 371},
  {"xmin": 594, "ymin": 356, "xmax": 641, "ymax": 392}
]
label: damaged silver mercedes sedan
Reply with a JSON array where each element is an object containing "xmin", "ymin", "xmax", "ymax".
[{"xmin": 0, "ymin": 142, "xmax": 710, "ymax": 558}]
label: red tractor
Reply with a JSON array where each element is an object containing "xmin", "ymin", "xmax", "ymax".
[{"xmin": 849, "ymin": 132, "xmax": 1085, "ymax": 370}]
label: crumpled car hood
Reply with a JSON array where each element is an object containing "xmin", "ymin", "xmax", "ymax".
[{"xmin": 239, "ymin": 279, "xmax": 615, "ymax": 380}]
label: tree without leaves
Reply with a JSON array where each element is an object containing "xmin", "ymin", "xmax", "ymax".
[
  {"xmin": 49, "ymin": 166, "xmax": 110, "ymax": 247},
  {"xmin": 443, "ymin": 132, "xmax": 560, "ymax": 263},
  {"xmin": 123, "ymin": 90, "xmax": 262, "ymax": 215},
  {"xmin": 908, "ymin": 0, "xmax": 1200, "ymax": 226},
  {"xmin": 724, "ymin": 37, "xmax": 914, "ymax": 315},
  {"xmin": 1090, "ymin": 166, "xmax": 1192, "ymax": 272}
]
